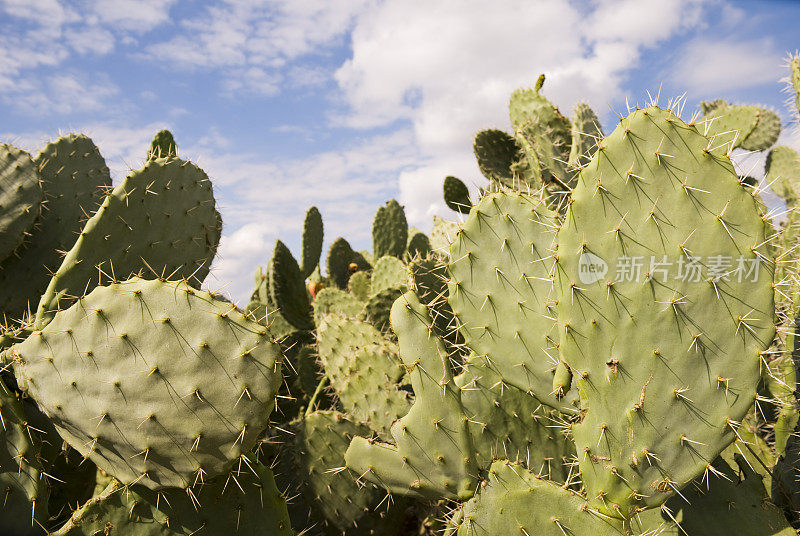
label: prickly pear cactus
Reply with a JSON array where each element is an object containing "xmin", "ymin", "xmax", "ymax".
[
  {"xmin": 373, "ymin": 199, "xmax": 409, "ymax": 259},
  {"xmin": 268, "ymin": 240, "xmax": 314, "ymax": 330},
  {"xmin": 701, "ymin": 101, "xmax": 781, "ymax": 152},
  {"xmin": 327, "ymin": 237, "xmax": 370, "ymax": 289},
  {"xmin": 556, "ymin": 106, "xmax": 774, "ymax": 517},
  {"xmin": 452, "ymin": 460, "xmax": 626, "ymax": 536},
  {"xmin": 473, "ymin": 128, "xmax": 521, "ymax": 188},
  {"xmin": 0, "ymin": 134, "xmax": 111, "ymax": 321},
  {"xmin": 767, "ymin": 146, "xmax": 800, "ymax": 206},
  {"xmin": 12, "ymin": 278, "xmax": 283, "ymax": 490},
  {"xmin": 791, "ymin": 54, "xmax": 800, "ymax": 117},
  {"xmin": 300, "ymin": 206, "xmax": 323, "ymax": 278},
  {"xmin": 443, "ymin": 176, "xmax": 471, "ymax": 214},
  {"xmin": 568, "ymin": 102, "xmax": 604, "ymax": 168},
  {"xmin": 448, "ymin": 191, "xmax": 576, "ymax": 412},
  {"xmin": 0, "ymin": 143, "xmax": 42, "ymax": 264},
  {"xmin": 0, "ymin": 377, "xmax": 49, "ymax": 536},
  {"xmin": 54, "ymin": 459, "xmax": 292, "ymax": 535},
  {"xmin": 345, "ymin": 291, "xmax": 477, "ymax": 500},
  {"xmin": 147, "ymin": 129, "xmax": 177, "ymax": 160},
  {"xmin": 35, "ymin": 157, "xmax": 219, "ymax": 325},
  {"xmin": 371, "ymin": 255, "xmax": 408, "ymax": 294}
]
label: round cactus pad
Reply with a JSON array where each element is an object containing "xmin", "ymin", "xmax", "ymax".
[{"xmin": 13, "ymin": 278, "xmax": 282, "ymax": 490}]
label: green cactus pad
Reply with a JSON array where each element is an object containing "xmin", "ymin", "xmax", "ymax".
[
  {"xmin": 372, "ymin": 199, "xmax": 409, "ymax": 260},
  {"xmin": 791, "ymin": 54, "xmax": 800, "ymax": 117},
  {"xmin": 268, "ymin": 240, "xmax": 313, "ymax": 331},
  {"xmin": 448, "ymin": 191, "xmax": 576, "ymax": 412},
  {"xmin": 767, "ymin": 145, "xmax": 800, "ymax": 206},
  {"xmin": 53, "ymin": 460, "xmax": 292, "ymax": 535},
  {"xmin": 556, "ymin": 106, "xmax": 774, "ymax": 517},
  {"xmin": 345, "ymin": 291, "xmax": 477, "ymax": 500},
  {"xmin": 12, "ymin": 278, "xmax": 282, "ymax": 490},
  {"xmin": 147, "ymin": 129, "xmax": 177, "ymax": 160},
  {"xmin": 327, "ymin": 237, "xmax": 371, "ymax": 289},
  {"xmin": 0, "ymin": 143, "xmax": 42, "ymax": 264},
  {"xmin": 300, "ymin": 206, "xmax": 323, "ymax": 279},
  {"xmin": 410, "ymin": 257, "xmax": 464, "ymax": 360},
  {"xmin": 455, "ymin": 355, "xmax": 575, "ymax": 480},
  {"xmin": 347, "ymin": 270, "xmax": 371, "ymax": 301},
  {"xmin": 317, "ymin": 313, "xmax": 411, "ymax": 437},
  {"xmin": 701, "ymin": 103, "xmax": 781, "ymax": 153},
  {"xmin": 453, "ymin": 460, "xmax": 626, "ymax": 536},
  {"xmin": 363, "ymin": 287, "xmax": 404, "ymax": 335},
  {"xmin": 35, "ymin": 157, "xmax": 219, "ymax": 325},
  {"xmin": 290, "ymin": 411, "xmax": 409, "ymax": 534},
  {"xmin": 429, "ymin": 216, "xmax": 460, "ymax": 255},
  {"xmin": 0, "ymin": 135, "xmax": 111, "ymax": 321},
  {"xmin": 312, "ymin": 287, "xmax": 364, "ymax": 325},
  {"xmin": 0, "ymin": 377, "xmax": 49, "ymax": 536},
  {"xmin": 568, "ymin": 102, "xmax": 604, "ymax": 168},
  {"xmin": 509, "ymin": 74, "xmax": 573, "ymax": 190},
  {"xmin": 443, "ymin": 176, "xmax": 471, "ymax": 214},
  {"xmin": 700, "ymin": 99, "xmax": 728, "ymax": 115},
  {"xmin": 371, "ymin": 255, "xmax": 408, "ymax": 294},
  {"xmin": 473, "ymin": 128, "xmax": 519, "ymax": 187},
  {"xmin": 653, "ymin": 455, "xmax": 794, "ymax": 536},
  {"xmin": 406, "ymin": 229, "xmax": 431, "ymax": 259}
]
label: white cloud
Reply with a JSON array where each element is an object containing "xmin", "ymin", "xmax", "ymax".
[
  {"xmin": 673, "ymin": 38, "xmax": 784, "ymax": 94},
  {"xmin": 6, "ymin": 73, "xmax": 120, "ymax": 116},
  {"xmin": 93, "ymin": 0, "xmax": 176, "ymax": 32}
]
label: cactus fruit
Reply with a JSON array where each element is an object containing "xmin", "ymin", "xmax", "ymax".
[
  {"xmin": 448, "ymin": 191, "xmax": 576, "ymax": 412},
  {"xmin": 147, "ymin": 129, "xmax": 177, "ymax": 160},
  {"xmin": 443, "ymin": 176, "xmax": 471, "ymax": 215},
  {"xmin": 53, "ymin": 459, "xmax": 292, "ymax": 535},
  {"xmin": 345, "ymin": 291, "xmax": 477, "ymax": 500},
  {"xmin": 452, "ymin": 460, "xmax": 626, "ymax": 536},
  {"xmin": 327, "ymin": 237, "xmax": 371, "ymax": 289},
  {"xmin": 0, "ymin": 135, "xmax": 111, "ymax": 321},
  {"xmin": 373, "ymin": 199, "xmax": 409, "ymax": 260},
  {"xmin": 317, "ymin": 313, "xmax": 411, "ymax": 437},
  {"xmin": 300, "ymin": 206, "xmax": 323, "ymax": 279},
  {"xmin": 510, "ymin": 74, "xmax": 573, "ymax": 191},
  {"xmin": 473, "ymin": 128, "xmax": 521, "ymax": 188},
  {"xmin": 35, "ymin": 156, "xmax": 219, "ymax": 326},
  {"xmin": 268, "ymin": 240, "xmax": 314, "ymax": 330},
  {"xmin": 11, "ymin": 278, "xmax": 283, "ymax": 490},
  {"xmin": 556, "ymin": 106, "xmax": 774, "ymax": 516},
  {"xmin": 0, "ymin": 143, "xmax": 42, "ymax": 263}
]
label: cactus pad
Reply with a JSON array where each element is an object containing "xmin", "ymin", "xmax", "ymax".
[
  {"xmin": 448, "ymin": 191, "xmax": 575, "ymax": 412},
  {"xmin": 312, "ymin": 287, "xmax": 364, "ymax": 325},
  {"xmin": 372, "ymin": 199, "xmax": 408, "ymax": 259},
  {"xmin": 300, "ymin": 206, "xmax": 323, "ymax": 279},
  {"xmin": 767, "ymin": 146, "xmax": 800, "ymax": 206},
  {"xmin": 556, "ymin": 106, "xmax": 774, "ymax": 516},
  {"xmin": 0, "ymin": 143, "xmax": 42, "ymax": 263},
  {"xmin": 36, "ymin": 157, "xmax": 219, "ymax": 325},
  {"xmin": 13, "ymin": 278, "xmax": 282, "ymax": 490},
  {"xmin": 327, "ymin": 237, "xmax": 370, "ymax": 289},
  {"xmin": 147, "ymin": 129, "xmax": 177, "ymax": 160},
  {"xmin": 569, "ymin": 102, "xmax": 604, "ymax": 168},
  {"xmin": 268, "ymin": 240, "xmax": 313, "ymax": 330},
  {"xmin": 443, "ymin": 176, "xmax": 471, "ymax": 214},
  {"xmin": 473, "ymin": 129, "xmax": 519, "ymax": 187},
  {"xmin": 345, "ymin": 291, "xmax": 477, "ymax": 500},
  {"xmin": 371, "ymin": 255, "xmax": 408, "ymax": 294},
  {"xmin": 406, "ymin": 229, "xmax": 431, "ymax": 259},
  {"xmin": 0, "ymin": 135, "xmax": 111, "ymax": 321}
]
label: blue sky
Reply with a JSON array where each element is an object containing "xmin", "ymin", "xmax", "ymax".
[{"xmin": 2, "ymin": 0, "xmax": 799, "ymax": 302}]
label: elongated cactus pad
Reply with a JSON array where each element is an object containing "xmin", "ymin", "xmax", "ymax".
[
  {"xmin": 791, "ymin": 54, "xmax": 800, "ymax": 117},
  {"xmin": 0, "ymin": 135, "xmax": 111, "ymax": 321},
  {"xmin": 54, "ymin": 460, "xmax": 292, "ymax": 535},
  {"xmin": 0, "ymin": 377, "xmax": 49, "ymax": 536},
  {"xmin": 0, "ymin": 143, "xmax": 42, "ymax": 264},
  {"xmin": 448, "ymin": 191, "xmax": 576, "ymax": 412},
  {"xmin": 453, "ymin": 460, "xmax": 626, "ymax": 536},
  {"xmin": 268, "ymin": 240, "xmax": 313, "ymax": 330},
  {"xmin": 12, "ymin": 278, "xmax": 282, "ymax": 490},
  {"xmin": 327, "ymin": 237, "xmax": 370, "ymax": 289},
  {"xmin": 556, "ymin": 106, "xmax": 774, "ymax": 517},
  {"xmin": 36, "ymin": 157, "xmax": 219, "ymax": 325},
  {"xmin": 300, "ymin": 206, "xmax": 323, "ymax": 278},
  {"xmin": 767, "ymin": 145, "xmax": 800, "ymax": 206},
  {"xmin": 345, "ymin": 291, "xmax": 477, "ymax": 500},
  {"xmin": 443, "ymin": 176, "xmax": 471, "ymax": 214},
  {"xmin": 510, "ymin": 74, "xmax": 573, "ymax": 190},
  {"xmin": 568, "ymin": 102, "xmax": 604, "ymax": 168},
  {"xmin": 373, "ymin": 199, "xmax": 408, "ymax": 259}
]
